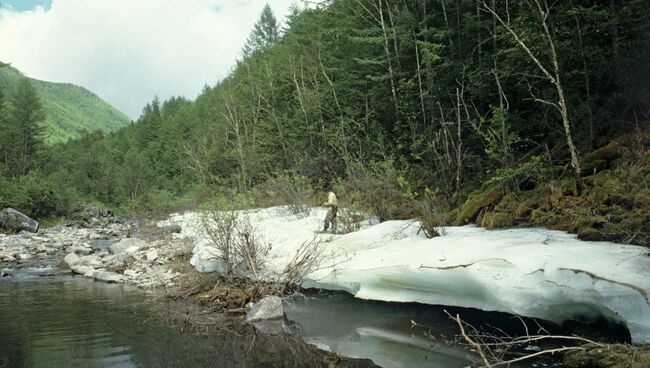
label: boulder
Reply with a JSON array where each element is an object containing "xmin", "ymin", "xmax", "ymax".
[
  {"xmin": 0, "ymin": 208, "xmax": 39, "ymax": 233},
  {"xmin": 109, "ymin": 238, "xmax": 146, "ymax": 254},
  {"xmin": 79, "ymin": 254, "xmax": 102, "ymax": 268},
  {"xmin": 70, "ymin": 264, "xmax": 95, "ymax": 275},
  {"xmin": 246, "ymin": 296, "xmax": 284, "ymax": 323},
  {"xmin": 93, "ymin": 271, "xmax": 123, "ymax": 283},
  {"xmin": 103, "ymin": 253, "xmax": 134, "ymax": 273},
  {"xmin": 63, "ymin": 253, "xmax": 81, "ymax": 267}
]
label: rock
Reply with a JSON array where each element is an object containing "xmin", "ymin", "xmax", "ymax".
[
  {"xmin": 109, "ymin": 238, "xmax": 146, "ymax": 254},
  {"xmin": 0, "ymin": 208, "xmax": 39, "ymax": 233},
  {"xmin": 123, "ymin": 269, "xmax": 140, "ymax": 278},
  {"xmin": 79, "ymin": 254, "xmax": 102, "ymax": 268},
  {"xmin": 63, "ymin": 253, "xmax": 81, "ymax": 267},
  {"xmin": 66, "ymin": 244, "xmax": 93, "ymax": 255},
  {"xmin": 161, "ymin": 224, "xmax": 182, "ymax": 234},
  {"xmin": 70, "ymin": 264, "xmax": 95, "ymax": 275},
  {"xmin": 103, "ymin": 253, "xmax": 134, "ymax": 273},
  {"xmin": 251, "ymin": 319, "xmax": 291, "ymax": 335},
  {"xmin": 93, "ymin": 271, "xmax": 123, "ymax": 283},
  {"xmin": 18, "ymin": 230, "xmax": 37, "ymax": 238},
  {"xmin": 1, "ymin": 254, "xmax": 16, "ymax": 262},
  {"xmin": 190, "ymin": 253, "xmax": 229, "ymax": 274},
  {"xmin": 145, "ymin": 249, "xmax": 159, "ymax": 262},
  {"xmin": 16, "ymin": 253, "xmax": 31, "ymax": 260},
  {"xmin": 246, "ymin": 296, "xmax": 284, "ymax": 323}
]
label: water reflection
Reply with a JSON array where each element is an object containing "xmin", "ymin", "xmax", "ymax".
[{"xmin": 0, "ymin": 276, "xmax": 374, "ymax": 368}]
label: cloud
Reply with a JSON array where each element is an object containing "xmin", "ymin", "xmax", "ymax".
[{"xmin": 0, "ymin": 0, "xmax": 295, "ymax": 119}]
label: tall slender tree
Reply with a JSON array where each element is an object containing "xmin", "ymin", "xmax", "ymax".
[
  {"xmin": 242, "ymin": 4, "xmax": 281, "ymax": 57},
  {"xmin": 7, "ymin": 78, "xmax": 45, "ymax": 177}
]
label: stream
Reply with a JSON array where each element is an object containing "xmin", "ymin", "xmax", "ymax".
[{"xmin": 1, "ymin": 261, "xmax": 566, "ymax": 367}]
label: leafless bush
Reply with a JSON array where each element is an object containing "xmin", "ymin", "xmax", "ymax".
[
  {"xmin": 201, "ymin": 210, "xmax": 270, "ymax": 278},
  {"xmin": 337, "ymin": 207, "xmax": 365, "ymax": 233},
  {"xmin": 201, "ymin": 209, "xmax": 326, "ymax": 300},
  {"xmin": 260, "ymin": 170, "xmax": 313, "ymax": 218},
  {"xmin": 275, "ymin": 235, "xmax": 326, "ymax": 293},
  {"xmin": 417, "ymin": 311, "xmax": 603, "ymax": 368},
  {"xmin": 417, "ymin": 190, "xmax": 448, "ymax": 238}
]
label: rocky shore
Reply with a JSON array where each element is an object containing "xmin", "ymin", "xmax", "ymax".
[{"xmin": 0, "ymin": 208, "xmax": 192, "ymax": 289}]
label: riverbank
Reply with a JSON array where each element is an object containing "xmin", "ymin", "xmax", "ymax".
[
  {"xmin": 3, "ymin": 204, "xmax": 650, "ymax": 368},
  {"xmin": 451, "ymin": 127, "xmax": 650, "ymax": 247},
  {"xmin": 0, "ymin": 211, "xmax": 382, "ymax": 367}
]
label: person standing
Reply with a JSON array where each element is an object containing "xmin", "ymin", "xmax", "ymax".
[{"xmin": 323, "ymin": 189, "xmax": 338, "ymax": 233}]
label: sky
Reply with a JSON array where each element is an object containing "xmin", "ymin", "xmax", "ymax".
[{"xmin": 0, "ymin": 0, "xmax": 295, "ymax": 119}]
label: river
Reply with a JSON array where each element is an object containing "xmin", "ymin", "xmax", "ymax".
[{"xmin": 1, "ymin": 260, "xmax": 566, "ymax": 367}]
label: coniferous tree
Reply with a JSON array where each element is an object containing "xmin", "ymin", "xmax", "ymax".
[
  {"xmin": 6, "ymin": 78, "xmax": 45, "ymax": 177},
  {"xmin": 242, "ymin": 4, "xmax": 280, "ymax": 57}
]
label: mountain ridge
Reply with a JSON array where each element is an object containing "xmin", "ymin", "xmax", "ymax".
[{"xmin": 0, "ymin": 63, "xmax": 130, "ymax": 144}]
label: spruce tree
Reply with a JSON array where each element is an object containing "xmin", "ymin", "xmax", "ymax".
[
  {"xmin": 7, "ymin": 78, "xmax": 45, "ymax": 177},
  {"xmin": 242, "ymin": 4, "xmax": 280, "ymax": 57}
]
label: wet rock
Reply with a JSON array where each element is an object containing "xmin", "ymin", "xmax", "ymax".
[
  {"xmin": 0, "ymin": 208, "xmax": 39, "ymax": 233},
  {"xmin": 109, "ymin": 238, "xmax": 146, "ymax": 254},
  {"xmin": 93, "ymin": 271, "xmax": 123, "ymax": 283},
  {"xmin": 246, "ymin": 296, "xmax": 284, "ymax": 323},
  {"xmin": 70, "ymin": 264, "xmax": 95, "ymax": 275}
]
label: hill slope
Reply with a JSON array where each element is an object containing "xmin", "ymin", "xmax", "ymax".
[{"xmin": 0, "ymin": 64, "xmax": 130, "ymax": 144}]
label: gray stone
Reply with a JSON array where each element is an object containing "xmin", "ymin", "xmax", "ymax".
[
  {"xmin": 0, "ymin": 208, "xmax": 39, "ymax": 233},
  {"xmin": 145, "ymin": 249, "xmax": 159, "ymax": 262},
  {"xmin": 66, "ymin": 244, "xmax": 92, "ymax": 255},
  {"xmin": 103, "ymin": 253, "xmax": 134, "ymax": 273},
  {"xmin": 63, "ymin": 253, "xmax": 81, "ymax": 267},
  {"xmin": 189, "ymin": 253, "xmax": 229, "ymax": 274},
  {"xmin": 70, "ymin": 264, "xmax": 94, "ymax": 275},
  {"xmin": 109, "ymin": 238, "xmax": 146, "ymax": 254},
  {"xmin": 1, "ymin": 254, "xmax": 16, "ymax": 262},
  {"xmin": 246, "ymin": 296, "xmax": 284, "ymax": 323},
  {"xmin": 79, "ymin": 254, "xmax": 102, "ymax": 268},
  {"xmin": 251, "ymin": 319, "xmax": 290, "ymax": 335},
  {"xmin": 93, "ymin": 271, "xmax": 123, "ymax": 283}
]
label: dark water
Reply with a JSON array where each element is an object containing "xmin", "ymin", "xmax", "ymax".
[
  {"xmin": 284, "ymin": 292, "xmax": 566, "ymax": 368},
  {"xmin": 0, "ymin": 263, "xmax": 564, "ymax": 368},
  {"xmin": 0, "ymin": 276, "xmax": 225, "ymax": 367}
]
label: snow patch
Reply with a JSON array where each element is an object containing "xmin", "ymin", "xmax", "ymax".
[{"xmin": 172, "ymin": 206, "xmax": 650, "ymax": 343}]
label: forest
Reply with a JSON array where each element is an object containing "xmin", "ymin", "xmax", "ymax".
[{"xmin": 1, "ymin": 0, "xmax": 649, "ymax": 242}]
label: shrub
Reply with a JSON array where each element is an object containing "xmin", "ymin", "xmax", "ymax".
[
  {"xmin": 344, "ymin": 159, "xmax": 416, "ymax": 222},
  {"xmin": 258, "ymin": 170, "xmax": 313, "ymax": 218}
]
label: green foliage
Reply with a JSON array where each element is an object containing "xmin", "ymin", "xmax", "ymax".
[
  {"xmin": 0, "ymin": 172, "xmax": 74, "ymax": 218},
  {"xmin": 0, "ymin": 64, "xmax": 129, "ymax": 144},
  {"xmin": 4, "ymin": 0, "xmax": 649, "ymax": 226},
  {"xmin": 242, "ymin": 4, "xmax": 281, "ymax": 57}
]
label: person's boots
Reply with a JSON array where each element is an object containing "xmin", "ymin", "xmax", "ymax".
[{"xmin": 323, "ymin": 221, "xmax": 329, "ymax": 233}]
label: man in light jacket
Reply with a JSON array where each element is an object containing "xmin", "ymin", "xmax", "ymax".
[{"xmin": 323, "ymin": 190, "xmax": 338, "ymax": 233}]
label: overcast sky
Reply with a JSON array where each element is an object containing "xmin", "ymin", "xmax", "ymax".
[{"xmin": 0, "ymin": 0, "xmax": 295, "ymax": 119}]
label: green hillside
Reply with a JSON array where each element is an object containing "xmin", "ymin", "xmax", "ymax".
[{"xmin": 0, "ymin": 63, "xmax": 130, "ymax": 144}]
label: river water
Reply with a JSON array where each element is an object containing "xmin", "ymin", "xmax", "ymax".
[{"xmin": 0, "ymin": 262, "xmax": 565, "ymax": 368}]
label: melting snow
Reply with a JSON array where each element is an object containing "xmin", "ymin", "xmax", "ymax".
[{"xmin": 166, "ymin": 206, "xmax": 650, "ymax": 343}]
